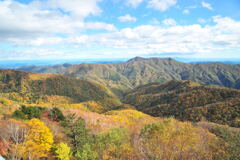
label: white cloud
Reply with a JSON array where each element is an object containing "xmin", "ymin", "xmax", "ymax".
[
  {"xmin": 183, "ymin": 9, "xmax": 189, "ymax": 14},
  {"xmin": 148, "ymin": 0, "xmax": 177, "ymax": 11},
  {"xmin": 211, "ymin": 16, "xmax": 240, "ymax": 46},
  {"xmin": 118, "ymin": 14, "xmax": 137, "ymax": 22},
  {"xmin": 0, "ymin": 0, "xmax": 239, "ymax": 59},
  {"xmin": 182, "ymin": 5, "xmax": 197, "ymax": 15},
  {"xmin": 0, "ymin": 48, "xmax": 66, "ymax": 60},
  {"xmin": 64, "ymin": 16, "xmax": 240, "ymax": 58},
  {"xmin": 127, "ymin": 0, "xmax": 178, "ymax": 11},
  {"xmin": 162, "ymin": 18, "xmax": 177, "ymax": 26},
  {"xmin": 84, "ymin": 22, "xmax": 116, "ymax": 31},
  {"xmin": 6, "ymin": 37, "xmax": 64, "ymax": 46},
  {"xmin": 201, "ymin": 1, "xmax": 213, "ymax": 10},
  {"xmin": 126, "ymin": 0, "xmax": 144, "ymax": 8},
  {"xmin": 2, "ymin": 15, "xmax": 240, "ymax": 59},
  {"xmin": 24, "ymin": 48, "xmax": 65, "ymax": 57},
  {"xmin": 47, "ymin": 0, "xmax": 102, "ymax": 18},
  {"xmin": 0, "ymin": 0, "xmax": 115, "ymax": 39}
]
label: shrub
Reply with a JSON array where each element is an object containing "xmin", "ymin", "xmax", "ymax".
[
  {"xmin": 49, "ymin": 107, "xmax": 65, "ymax": 122},
  {"xmin": 12, "ymin": 105, "xmax": 44, "ymax": 120},
  {"xmin": 12, "ymin": 110, "xmax": 27, "ymax": 119},
  {"xmin": 53, "ymin": 142, "xmax": 71, "ymax": 160}
]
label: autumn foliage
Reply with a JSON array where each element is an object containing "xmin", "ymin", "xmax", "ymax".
[
  {"xmin": 21, "ymin": 118, "xmax": 54, "ymax": 159},
  {"xmin": 139, "ymin": 118, "xmax": 225, "ymax": 160},
  {"xmin": 0, "ymin": 69, "xmax": 239, "ymax": 160}
]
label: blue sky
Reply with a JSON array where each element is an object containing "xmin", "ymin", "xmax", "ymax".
[{"xmin": 0, "ymin": 0, "xmax": 240, "ymax": 60}]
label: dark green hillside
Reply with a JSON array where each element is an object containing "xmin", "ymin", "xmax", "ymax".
[
  {"xmin": 0, "ymin": 69, "xmax": 120, "ymax": 107},
  {"xmin": 123, "ymin": 80, "xmax": 240, "ymax": 127},
  {"xmin": 19, "ymin": 57, "xmax": 240, "ymax": 95}
]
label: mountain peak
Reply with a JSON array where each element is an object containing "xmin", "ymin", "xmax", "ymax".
[
  {"xmin": 127, "ymin": 57, "xmax": 177, "ymax": 63},
  {"xmin": 127, "ymin": 56, "xmax": 146, "ymax": 62}
]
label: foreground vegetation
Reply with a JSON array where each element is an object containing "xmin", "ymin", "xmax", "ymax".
[{"xmin": 0, "ymin": 103, "xmax": 239, "ymax": 160}]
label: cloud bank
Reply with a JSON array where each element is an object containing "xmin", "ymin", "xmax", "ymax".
[{"xmin": 0, "ymin": 0, "xmax": 239, "ymax": 59}]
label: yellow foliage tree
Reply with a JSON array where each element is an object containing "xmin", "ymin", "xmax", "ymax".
[
  {"xmin": 53, "ymin": 142, "xmax": 71, "ymax": 160},
  {"xmin": 21, "ymin": 118, "xmax": 54, "ymax": 160},
  {"xmin": 140, "ymin": 118, "xmax": 222, "ymax": 160}
]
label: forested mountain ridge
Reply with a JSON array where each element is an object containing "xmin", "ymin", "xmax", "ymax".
[
  {"xmin": 123, "ymin": 80, "xmax": 240, "ymax": 127},
  {"xmin": 0, "ymin": 69, "xmax": 121, "ymax": 110},
  {"xmin": 18, "ymin": 57, "xmax": 240, "ymax": 96}
]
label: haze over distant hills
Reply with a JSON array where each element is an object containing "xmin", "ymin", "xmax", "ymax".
[
  {"xmin": 1, "ymin": 57, "xmax": 239, "ymax": 69},
  {"xmin": 18, "ymin": 57, "xmax": 240, "ymax": 96},
  {"xmin": 0, "ymin": 58, "xmax": 127, "ymax": 69}
]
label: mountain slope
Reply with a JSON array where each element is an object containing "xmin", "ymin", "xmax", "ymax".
[
  {"xmin": 0, "ymin": 69, "xmax": 121, "ymax": 110},
  {"xmin": 123, "ymin": 80, "xmax": 240, "ymax": 127},
  {"xmin": 18, "ymin": 57, "xmax": 240, "ymax": 95},
  {"xmin": 18, "ymin": 63, "xmax": 72, "ymax": 74}
]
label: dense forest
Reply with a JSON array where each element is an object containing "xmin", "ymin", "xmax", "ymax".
[
  {"xmin": 124, "ymin": 80, "xmax": 240, "ymax": 127},
  {"xmin": 0, "ymin": 66, "xmax": 239, "ymax": 160}
]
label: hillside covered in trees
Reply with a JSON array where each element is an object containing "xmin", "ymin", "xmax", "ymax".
[
  {"xmin": 0, "ymin": 69, "xmax": 121, "ymax": 112},
  {"xmin": 0, "ymin": 68, "xmax": 239, "ymax": 160},
  {"xmin": 124, "ymin": 80, "xmax": 240, "ymax": 127},
  {"xmin": 19, "ymin": 57, "xmax": 240, "ymax": 95}
]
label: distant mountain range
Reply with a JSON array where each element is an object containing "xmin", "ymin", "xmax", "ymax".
[
  {"xmin": 18, "ymin": 57, "xmax": 240, "ymax": 96},
  {"xmin": 0, "ymin": 59, "xmax": 127, "ymax": 69},
  {"xmin": 1, "ymin": 57, "xmax": 239, "ymax": 69}
]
